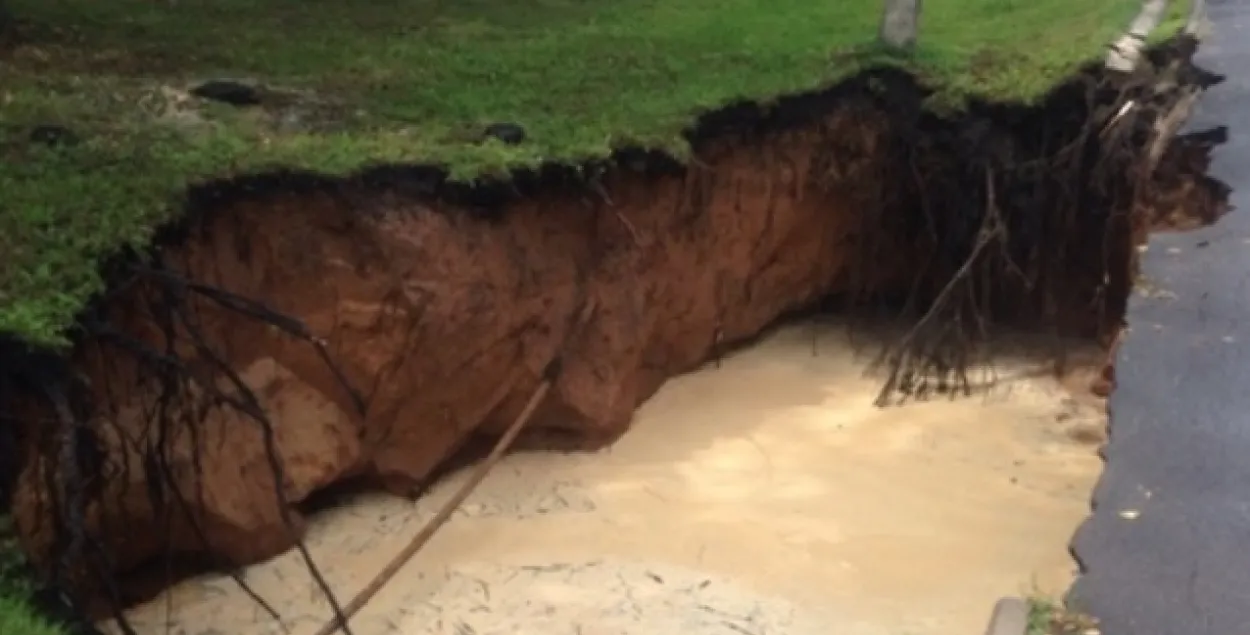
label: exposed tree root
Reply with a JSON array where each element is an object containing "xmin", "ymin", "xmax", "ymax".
[
  {"xmin": 83, "ymin": 297, "xmax": 286, "ymax": 634},
  {"xmin": 10, "ymin": 254, "xmax": 369, "ymax": 634},
  {"xmin": 872, "ymin": 168, "xmax": 1004, "ymax": 406},
  {"xmin": 862, "ymin": 37, "xmax": 1220, "ymax": 406},
  {"xmin": 130, "ymin": 263, "xmax": 366, "ymax": 416}
]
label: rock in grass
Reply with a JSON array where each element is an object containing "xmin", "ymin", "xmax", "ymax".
[
  {"xmin": 28, "ymin": 124, "xmax": 80, "ymax": 148},
  {"xmin": 190, "ymin": 80, "xmax": 262, "ymax": 106},
  {"xmin": 484, "ymin": 122, "xmax": 526, "ymax": 145}
]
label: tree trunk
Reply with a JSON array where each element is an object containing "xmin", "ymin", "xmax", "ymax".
[{"xmin": 879, "ymin": 0, "xmax": 921, "ymax": 50}]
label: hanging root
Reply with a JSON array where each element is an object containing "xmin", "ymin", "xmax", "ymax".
[
  {"xmin": 164, "ymin": 279, "xmax": 355, "ymax": 635},
  {"xmin": 24, "ymin": 252, "xmax": 369, "ymax": 633},
  {"xmin": 130, "ymin": 262, "xmax": 366, "ymax": 416},
  {"xmin": 873, "ymin": 168, "xmax": 1005, "ymax": 406},
  {"xmin": 868, "ymin": 39, "xmax": 1210, "ymax": 406},
  {"xmin": 84, "ymin": 303, "xmax": 286, "ymax": 633},
  {"xmin": 38, "ymin": 379, "xmax": 128, "ymax": 635}
]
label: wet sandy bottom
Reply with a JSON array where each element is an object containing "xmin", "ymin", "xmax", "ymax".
[{"xmin": 103, "ymin": 321, "xmax": 1104, "ymax": 635}]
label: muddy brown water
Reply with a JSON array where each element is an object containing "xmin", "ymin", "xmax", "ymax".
[{"xmin": 100, "ymin": 321, "xmax": 1103, "ymax": 635}]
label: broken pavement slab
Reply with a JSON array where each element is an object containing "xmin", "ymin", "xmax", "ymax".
[{"xmin": 1069, "ymin": 1, "xmax": 1250, "ymax": 631}]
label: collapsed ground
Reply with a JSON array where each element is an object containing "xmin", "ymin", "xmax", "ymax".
[{"xmin": 0, "ymin": 0, "xmax": 1225, "ymax": 634}]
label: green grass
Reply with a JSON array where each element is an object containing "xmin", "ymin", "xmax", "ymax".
[
  {"xmin": 1027, "ymin": 595, "xmax": 1101, "ymax": 635},
  {"xmin": 0, "ymin": 0, "xmax": 1185, "ymax": 346},
  {"xmin": 0, "ymin": 518, "xmax": 63, "ymax": 635},
  {"xmin": 0, "ymin": 596, "xmax": 64, "ymax": 635}
]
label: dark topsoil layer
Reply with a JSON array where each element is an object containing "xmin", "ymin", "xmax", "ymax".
[{"xmin": 0, "ymin": 36, "xmax": 1231, "ymax": 635}]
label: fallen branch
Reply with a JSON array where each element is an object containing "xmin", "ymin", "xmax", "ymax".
[
  {"xmin": 313, "ymin": 371, "xmax": 551, "ymax": 635},
  {"xmin": 312, "ymin": 370, "xmax": 547, "ymax": 635},
  {"xmin": 313, "ymin": 299, "xmax": 597, "ymax": 635}
]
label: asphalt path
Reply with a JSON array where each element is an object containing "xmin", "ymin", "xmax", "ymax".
[{"xmin": 1068, "ymin": 2, "xmax": 1250, "ymax": 633}]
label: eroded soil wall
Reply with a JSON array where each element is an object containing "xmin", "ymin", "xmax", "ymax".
[
  {"xmin": 2, "ymin": 56, "xmax": 1225, "ymax": 614},
  {"xmin": 16, "ymin": 97, "xmax": 903, "ymax": 583}
]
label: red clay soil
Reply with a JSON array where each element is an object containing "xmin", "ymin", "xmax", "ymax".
[
  {"xmin": 8, "ymin": 76, "xmax": 1226, "ymax": 607},
  {"xmin": 11, "ymin": 103, "xmax": 902, "ymax": 583}
]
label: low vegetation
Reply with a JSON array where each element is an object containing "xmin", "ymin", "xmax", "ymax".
[
  {"xmin": 1028, "ymin": 596, "xmax": 1102, "ymax": 635},
  {"xmin": 0, "ymin": 0, "xmax": 1168, "ymax": 347},
  {"xmin": 0, "ymin": 517, "xmax": 62, "ymax": 635}
]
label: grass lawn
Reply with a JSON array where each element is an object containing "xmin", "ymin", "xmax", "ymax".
[
  {"xmin": 0, "ymin": 519, "xmax": 63, "ymax": 635},
  {"xmin": 0, "ymin": 595, "xmax": 64, "ymax": 635},
  {"xmin": 0, "ymin": 0, "xmax": 1175, "ymax": 347}
]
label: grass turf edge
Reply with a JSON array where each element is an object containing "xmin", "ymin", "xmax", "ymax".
[{"xmin": 0, "ymin": 0, "xmax": 1187, "ymax": 346}]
